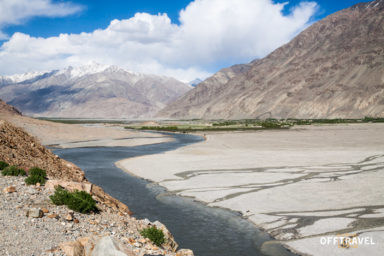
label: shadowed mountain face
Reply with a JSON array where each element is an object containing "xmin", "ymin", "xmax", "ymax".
[
  {"xmin": 158, "ymin": 0, "xmax": 384, "ymax": 119},
  {"xmin": 0, "ymin": 64, "xmax": 191, "ymax": 118}
]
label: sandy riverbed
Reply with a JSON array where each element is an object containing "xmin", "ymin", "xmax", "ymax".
[
  {"xmin": 117, "ymin": 123, "xmax": 384, "ymax": 256},
  {"xmin": 0, "ymin": 114, "xmax": 172, "ymax": 147}
]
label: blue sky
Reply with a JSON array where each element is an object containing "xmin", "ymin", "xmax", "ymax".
[
  {"xmin": 0, "ymin": 0, "xmax": 367, "ymax": 81},
  {"xmin": 2, "ymin": 0, "xmax": 364, "ymax": 40}
]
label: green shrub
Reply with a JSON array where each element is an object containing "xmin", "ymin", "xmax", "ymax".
[
  {"xmin": 50, "ymin": 186, "xmax": 72, "ymax": 205},
  {"xmin": 50, "ymin": 187, "xmax": 97, "ymax": 214},
  {"xmin": 0, "ymin": 161, "xmax": 9, "ymax": 170},
  {"xmin": 25, "ymin": 167, "xmax": 47, "ymax": 185},
  {"xmin": 140, "ymin": 226, "xmax": 165, "ymax": 246},
  {"xmin": 28, "ymin": 167, "xmax": 47, "ymax": 178},
  {"xmin": 67, "ymin": 190, "xmax": 97, "ymax": 213},
  {"xmin": 2, "ymin": 166, "xmax": 26, "ymax": 176},
  {"xmin": 25, "ymin": 174, "xmax": 46, "ymax": 185}
]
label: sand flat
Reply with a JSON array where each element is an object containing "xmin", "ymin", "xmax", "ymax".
[
  {"xmin": 0, "ymin": 114, "xmax": 172, "ymax": 147},
  {"xmin": 118, "ymin": 123, "xmax": 384, "ymax": 255}
]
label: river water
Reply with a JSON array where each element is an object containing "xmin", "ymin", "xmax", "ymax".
[{"xmin": 54, "ymin": 132, "xmax": 294, "ymax": 256}]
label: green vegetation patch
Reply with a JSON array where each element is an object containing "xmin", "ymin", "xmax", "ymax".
[
  {"xmin": 140, "ymin": 226, "xmax": 165, "ymax": 246},
  {"xmin": 2, "ymin": 166, "xmax": 26, "ymax": 176},
  {"xmin": 50, "ymin": 186, "xmax": 98, "ymax": 214},
  {"xmin": 25, "ymin": 167, "xmax": 47, "ymax": 185},
  {"xmin": 0, "ymin": 161, "xmax": 9, "ymax": 170}
]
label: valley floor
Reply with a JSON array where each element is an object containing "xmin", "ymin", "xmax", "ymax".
[
  {"xmin": 0, "ymin": 113, "xmax": 172, "ymax": 148},
  {"xmin": 117, "ymin": 123, "xmax": 384, "ymax": 256}
]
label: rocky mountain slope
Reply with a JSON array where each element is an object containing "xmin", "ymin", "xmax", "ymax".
[
  {"xmin": 0, "ymin": 120, "xmax": 85, "ymax": 182},
  {"xmin": 0, "ymin": 99, "xmax": 22, "ymax": 116},
  {"xmin": 159, "ymin": 0, "xmax": 384, "ymax": 119},
  {"xmin": 0, "ymin": 63, "xmax": 191, "ymax": 118}
]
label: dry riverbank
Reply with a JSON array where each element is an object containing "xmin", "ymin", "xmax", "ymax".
[
  {"xmin": 0, "ymin": 113, "xmax": 172, "ymax": 148},
  {"xmin": 117, "ymin": 123, "xmax": 384, "ymax": 256}
]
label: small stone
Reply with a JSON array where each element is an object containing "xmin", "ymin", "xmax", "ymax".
[
  {"xmin": 66, "ymin": 212, "xmax": 74, "ymax": 221},
  {"xmin": 35, "ymin": 182, "xmax": 41, "ymax": 187},
  {"xmin": 48, "ymin": 213, "xmax": 59, "ymax": 219},
  {"xmin": 42, "ymin": 208, "xmax": 49, "ymax": 213},
  {"xmin": 176, "ymin": 249, "xmax": 194, "ymax": 256},
  {"xmin": 74, "ymin": 218, "xmax": 79, "ymax": 224},
  {"xmin": 3, "ymin": 186, "xmax": 16, "ymax": 193},
  {"xmin": 28, "ymin": 208, "xmax": 43, "ymax": 218}
]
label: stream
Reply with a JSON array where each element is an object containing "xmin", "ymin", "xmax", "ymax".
[{"xmin": 53, "ymin": 132, "xmax": 294, "ymax": 256}]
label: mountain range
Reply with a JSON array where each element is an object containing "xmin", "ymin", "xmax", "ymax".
[
  {"xmin": 0, "ymin": 63, "xmax": 191, "ymax": 118},
  {"xmin": 159, "ymin": 0, "xmax": 384, "ymax": 119}
]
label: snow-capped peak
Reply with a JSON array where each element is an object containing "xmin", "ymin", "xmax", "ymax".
[
  {"xmin": 58, "ymin": 62, "xmax": 112, "ymax": 78},
  {"xmin": 1, "ymin": 71, "xmax": 48, "ymax": 84}
]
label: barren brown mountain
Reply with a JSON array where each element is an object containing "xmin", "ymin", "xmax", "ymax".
[{"xmin": 159, "ymin": 0, "xmax": 384, "ymax": 119}]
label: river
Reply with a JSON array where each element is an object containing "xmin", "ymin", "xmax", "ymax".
[{"xmin": 53, "ymin": 132, "xmax": 294, "ymax": 256}]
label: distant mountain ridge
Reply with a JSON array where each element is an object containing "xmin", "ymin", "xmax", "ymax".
[
  {"xmin": 0, "ymin": 63, "xmax": 191, "ymax": 118},
  {"xmin": 159, "ymin": 0, "xmax": 384, "ymax": 119}
]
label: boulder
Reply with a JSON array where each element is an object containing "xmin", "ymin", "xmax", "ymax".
[
  {"xmin": 59, "ymin": 241, "xmax": 84, "ymax": 256},
  {"xmin": 77, "ymin": 236, "xmax": 97, "ymax": 256},
  {"xmin": 91, "ymin": 236, "xmax": 136, "ymax": 256}
]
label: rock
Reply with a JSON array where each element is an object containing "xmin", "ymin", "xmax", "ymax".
[
  {"xmin": 59, "ymin": 241, "xmax": 84, "ymax": 256},
  {"xmin": 77, "ymin": 236, "xmax": 99, "ymax": 256},
  {"xmin": 47, "ymin": 213, "xmax": 59, "ymax": 219},
  {"xmin": 74, "ymin": 219, "xmax": 80, "ymax": 224},
  {"xmin": 91, "ymin": 236, "xmax": 136, "ymax": 256},
  {"xmin": 66, "ymin": 213, "xmax": 74, "ymax": 221},
  {"xmin": 45, "ymin": 180, "xmax": 92, "ymax": 194},
  {"xmin": 35, "ymin": 182, "xmax": 40, "ymax": 187},
  {"xmin": 42, "ymin": 207, "xmax": 49, "ymax": 213},
  {"xmin": 3, "ymin": 186, "xmax": 16, "ymax": 193},
  {"xmin": 28, "ymin": 208, "xmax": 43, "ymax": 218},
  {"xmin": 142, "ymin": 218, "xmax": 151, "ymax": 226},
  {"xmin": 176, "ymin": 249, "xmax": 194, "ymax": 256},
  {"xmin": 152, "ymin": 221, "xmax": 178, "ymax": 252}
]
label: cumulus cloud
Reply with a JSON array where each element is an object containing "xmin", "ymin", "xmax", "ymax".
[
  {"xmin": 0, "ymin": 0, "xmax": 83, "ymax": 39},
  {"xmin": 0, "ymin": 0, "xmax": 318, "ymax": 81}
]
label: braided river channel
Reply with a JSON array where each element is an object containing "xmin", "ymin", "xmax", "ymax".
[{"xmin": 54, "ymin": 132, "xmax": 295, "ymax": 256}]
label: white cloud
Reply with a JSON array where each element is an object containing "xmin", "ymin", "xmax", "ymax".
[
  {"xmin": 0, "ymin": 0, "xmax": 83, "ymax": 39},
  {"xmin": 0, "ymin": 0, "xmax": 318, "ymax": 81}
]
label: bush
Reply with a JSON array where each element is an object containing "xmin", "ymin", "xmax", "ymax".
[
  {"xmin": 25, "ymin": 174, "xmax": 46, "ymax": 185},
  {"xmin": 2, "ymin": 166, "xmax": 26, "ymax": 176},
  {"xmin": 50, "ymin": 186, "xmax": 72, "ymax": 205},
  {"xmin": 67, "ymin": 191, "xmax": 97, "ymax": 213},
  {"xmin": 0, "ymin": 161, "xmax": 9, "ymax": 170},
  {"xmin": 25, "ymin": 167, "xmax": 47, "ymax": 185},
  {"xmin": 140, "ymin": 226, "xmax": 165, "ymax": 246},
  {"xmin": 50, "ymin": 186, "xmax": 97, "ymax": 214},
  {"xmin": 28, "ymin": 167, "xmax": 47, "ymax": 178}
]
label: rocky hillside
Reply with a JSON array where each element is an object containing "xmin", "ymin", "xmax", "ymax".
[
  {"xmin": 0, "ymin": 63, "xmax": 191, "ymax": 118},
  {"xmin": 158, "ymin": 63, "xmax": 251, "ymax": 118},
  {"xmin": 159, "ymin": 0, "xmax": 384, "ymax": 119},
  {"xmin": 0, "ymin": 119, "xmax": 194, "ymax": 256},
  {"xmin": 0, "ymin": 120, "xmax": 85, "ymax": 182},
  {"xmin": 0, "ymin": 99, "xmax": 21, "ymax": 116}
]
